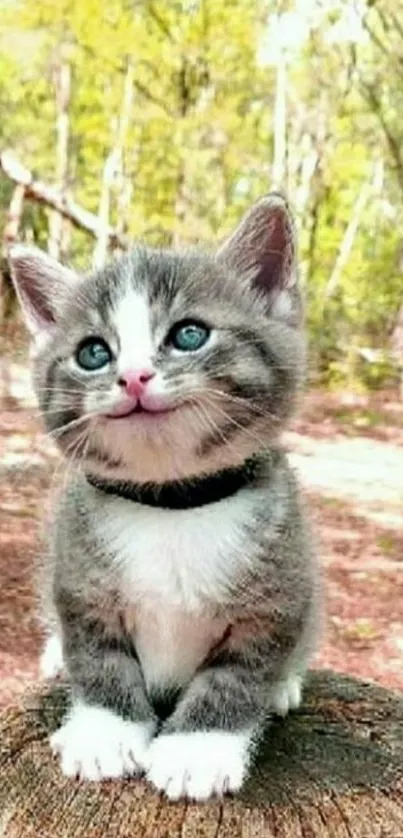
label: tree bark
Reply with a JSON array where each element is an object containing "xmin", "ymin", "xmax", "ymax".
[{"xmin": 0, "ymin": 670, "xmax": 402, "ymax": 837}]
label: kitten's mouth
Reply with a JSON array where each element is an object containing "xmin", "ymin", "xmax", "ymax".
[{"xmin": 105, "ymin": 402, "xmax": 175, "ymax": 420}]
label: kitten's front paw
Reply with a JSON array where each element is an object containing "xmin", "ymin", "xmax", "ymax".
[
  {"xmin": 51, "ymin": 704, "xmax": 155, "ymax": 781},
  {"xmin": 146, "ymin": 729, "xmax": 253, "ymax": 801},
  {"xmin": 271, "ymin": 674, "xmax": 302, "ymax": 716}
]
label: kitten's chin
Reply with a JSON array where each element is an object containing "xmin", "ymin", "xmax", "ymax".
[{"xmin": 81, "ymin": 409, "xmax": 263, "ymax": 485}]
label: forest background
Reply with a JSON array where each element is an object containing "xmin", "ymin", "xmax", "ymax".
[{"xmin": 0, "ymin": 0, "xmax": 402, "ymax": 390}]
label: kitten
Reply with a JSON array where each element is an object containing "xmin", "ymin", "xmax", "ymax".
[{"xmin": 9, "ymin": 194, "xmax": 321, "ymax": 801}]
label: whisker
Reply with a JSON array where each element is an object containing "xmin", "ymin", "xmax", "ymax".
[
  {"xmin": 188, "ymin": 399, "xmax": 228, "ymax": 447},
  {"xmin": 196, "ymin": 394, "xmax": 268, "ymax": 451},
  {"xmin": 46, "ymin": 420, "xmax": 94, "ymax": 498},
  {"xmin": 45, "ymin": 414, "xmax": 94, "ymax": 440},
  {"xmin": 187, "ymin": 397, "xmax": 248, "ymax": 462},
  {"xmin": 188, "ymin": 386, "xmax": 279, "ymax": 423},
  {"xmin": 35, "ymin": 385, "xmax": 88, "ymax": 393}
]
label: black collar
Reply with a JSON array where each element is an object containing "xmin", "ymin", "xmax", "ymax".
[{"xmin": 86, "ymin": 454, "xmax": 267, "ymax": 510}]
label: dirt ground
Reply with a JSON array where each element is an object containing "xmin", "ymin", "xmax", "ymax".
[{"xmin": 0, "ymin": 368, "xmax": 402, "ymax": 707}]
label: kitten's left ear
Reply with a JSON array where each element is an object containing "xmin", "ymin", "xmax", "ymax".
[
  {"xmin": 8, "ymin": 245, "xmax": 79, "ymax": 337},
  {"xmin": 217, "ymin": 193, "xmax": 299, "ymax": 318}
]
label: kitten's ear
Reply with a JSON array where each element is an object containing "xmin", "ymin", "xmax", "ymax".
[
  {"xmin": 217, "ymin": 193, "xmax": 298, "ymax": 307},
  {"xmin": 8, "ymin": 245, "xmax": 79, "ymax": 337}
]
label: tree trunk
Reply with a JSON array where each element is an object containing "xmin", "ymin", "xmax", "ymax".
[
  {"xmin": 3, "ymin": 183, "xmax": 25, "ymax": 251},
  {"xmin": 172, "ymin": 58, "xmax": 191, "ymax": 248},
  {"xmin": 92, "ymin": 150, "xmax": 118, "ymax": 269},
  {"xmin": 1, "ymin": 670, "xmax": 402, "ymax": 837},
  {"xmin": 48, "ymin": 59, "xmax": 71, "ymax": 261},
  {"xmin": 0, "ymin": 184, "xmax": 26, "ymax": 403},
  {"xmin": 391, "ymin": 298, "xmax": 403, "ymax": 399},
  {"xmin": 93, "ymin": 59, "xmax": 134, "ymax": 269},
  {"xmin": 272, "ymin": 50, "xmax": 287, "ymax": 189}
]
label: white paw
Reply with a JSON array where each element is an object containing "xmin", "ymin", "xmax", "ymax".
[
  {"xmin": 39, "ymin": 635, "xmax": 64, "ymax": 679},
  {"xmin": 271, "ymin": 674, "xmax": 302, "ymax": 716},
  {"xmin": 146, "ymin": 729, "xmax": 253, "ymax": 801},
  {"xmin": 50, "ymin": 703, "xmax": 155, "ymax": 781}
]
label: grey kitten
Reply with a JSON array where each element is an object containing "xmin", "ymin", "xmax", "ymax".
[{"xmin": 9, "ymin": 194, "xmax": 321, "ymax": 801}]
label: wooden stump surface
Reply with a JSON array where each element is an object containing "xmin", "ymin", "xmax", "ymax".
[{"xmin": 1, "ymin": 670, "xmax": 402, "ymax": 837}]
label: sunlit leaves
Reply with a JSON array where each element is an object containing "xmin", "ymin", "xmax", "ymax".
[{"xmin": 0, "ymin": 0, "xmax": 401, "ymax": 387}]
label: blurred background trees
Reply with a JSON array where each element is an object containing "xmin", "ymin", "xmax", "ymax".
[{"xmin": 0, "ymin": 0, "xmax": 402, "ymax": 392}]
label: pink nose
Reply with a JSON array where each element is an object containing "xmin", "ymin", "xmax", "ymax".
[{"xmin": 118, "ymin": 368, "xmax": 155, "ymax": 398}]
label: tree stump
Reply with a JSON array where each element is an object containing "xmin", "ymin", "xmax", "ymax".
[{"xmin": 1, "ymin": 670, "xmax": 402, "ymax": 837}]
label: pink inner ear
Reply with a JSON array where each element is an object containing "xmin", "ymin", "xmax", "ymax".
[
  {"xmin": 9, "ymin": 245, "xmax": 78, "ymax": 334},
  {"xmin": 217, "ymin": 195, "xmax": 296, "ymax": 294},
  {"xmin": 255, "ymin": 208, "xmax": 295, "ymax": 292},
  {"xmin": 11, "ymin": 259, "xmax": 58, "ymax": 332},
  {"xmin": 23, "ymin": 282, "xmax": 57, "ymax": 329},
  {"xmin": 267, "ymin": 212, "xmax": 287, "ymax": 257}
]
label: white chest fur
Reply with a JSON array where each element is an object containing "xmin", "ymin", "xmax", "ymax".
[
  {"xmin": 94, "ymin": 490, "xmax": 258, "ymax": 689},
  {"xmin": 133, "ymin": 603, "xmax": 226, "ymax": 690}
]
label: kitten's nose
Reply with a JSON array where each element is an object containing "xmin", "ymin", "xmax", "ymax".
[{"xmin": 118, "ymin": 368, "xmax": 155, "ymax": 398}]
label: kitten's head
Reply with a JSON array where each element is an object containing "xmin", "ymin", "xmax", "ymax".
[{"xmin": 9, "ymin": 194, "xmax": 305, "ymax": 483}]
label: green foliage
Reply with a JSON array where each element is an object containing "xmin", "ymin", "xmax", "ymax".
[{"xmin": 0, "ymin": 0, "xmax": 402, "ymax": 389}]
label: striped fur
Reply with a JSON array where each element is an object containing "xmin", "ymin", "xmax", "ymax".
[{"xmin": 9, "ymin": 194, "xmax": 321, "ymax": 800}]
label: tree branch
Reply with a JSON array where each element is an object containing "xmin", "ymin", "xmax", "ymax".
[
  {"xmin": 323, "ymin": 164, "xmax": 379, "ymax": 305},
  {"xmin": 0, "ymin": 150, "xmax": 127, "ymax": 251},
  {"xmin": 148, "ymin": 2, "xmax": 175, "ymax": 42},
  {"xmin": 359, "ymin": 82, "xmax": 403, "ymax": 194}
]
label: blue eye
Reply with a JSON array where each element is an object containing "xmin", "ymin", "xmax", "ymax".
[
  {"xmin": 76, "ymin": 338, "xmax": 112, "ymax": 371},
  {"xmin": 169, "ymin": 321, "xmax": 210, "ymax": 352}
]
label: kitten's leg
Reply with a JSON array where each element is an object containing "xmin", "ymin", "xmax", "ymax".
[
  {"xmin": 270, "ymin": 673, "xmax": 303, "ymax": 716},
  {"xmin": 146, "ymin": 660, "xmax": 261, "ymax": 800},
  {"xmin": 145, "ymin": 635, "xmax": 273, "ymax": 801},
  {"xmin": 39, "ymin": 633, "xmax": 64, "ymax": 679},
  {"xmin": 270, "ymin": 595, "xmax": 320, "ymax": 717},
  {"xmin": 50, "ymin": 595, "xmax": 157, "ymax": 781},
  {"xmin": 146, "ymin": 629, "xmax": 311, "ymax": 801}
]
